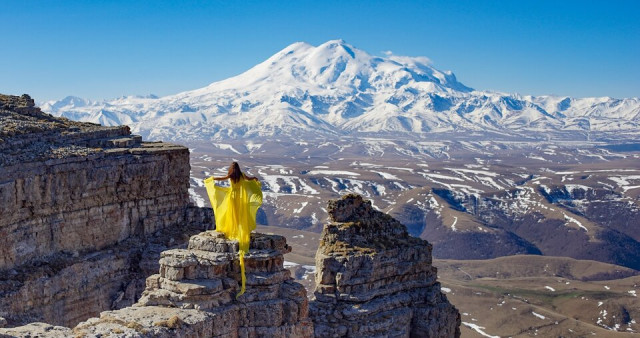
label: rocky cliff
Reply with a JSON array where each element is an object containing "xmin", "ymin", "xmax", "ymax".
[
  {"xmin": 0, "ymin": 232, "xmax": 314, "ymax": 337},
  {"xmin": 0, "ymin": 94, "xmax": 212, "ymax": 327},
  {"xmin": 0, "ymin": 94, "xmax": 460, "ymax": 337},
  {"xmin": 311, "ymin": 194, "xmax": 461, "ymax": 337},
  {"xmin": 1, "ymin": 200, "xmax": 460, "ymax": 338}
]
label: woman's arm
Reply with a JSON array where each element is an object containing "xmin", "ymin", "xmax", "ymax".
[
  {"xmin": 212, "ymin": 175, "xmax": 229, "ymax": 181},
  {"xmin": 244, "ymin": 174, "xmax": 259, "ymax": 181}
]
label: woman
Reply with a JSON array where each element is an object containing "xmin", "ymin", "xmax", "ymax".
[{"xmin": 204, "ymin": 162, "xmax": 262, "ymax": 297}]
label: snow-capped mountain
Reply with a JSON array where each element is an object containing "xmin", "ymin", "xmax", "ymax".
[{"xmin": 42, "ymin": 40, "xmax": 640, "ymax": 141}]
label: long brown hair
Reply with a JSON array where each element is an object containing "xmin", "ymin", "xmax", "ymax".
[{"xmin": 227, "ymin": 161, "xmax": 243, "ymax": 183}]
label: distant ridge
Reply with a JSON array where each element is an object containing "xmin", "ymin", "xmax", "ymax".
[{"xmin": 41, "ymin": 40, "xmax": 640, "ymax": 141}]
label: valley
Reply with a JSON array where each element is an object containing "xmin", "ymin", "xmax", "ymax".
[
  {"xmin": 187, "ymin": 137, "xmax": 640, "ymax": 336},
  {"xmin": 187, "ymin": 137, "xmax": 640, "ymax": 268},
  {"xmin": 256, "ymin": 225, "xmax": 640, "ymax": 337}
]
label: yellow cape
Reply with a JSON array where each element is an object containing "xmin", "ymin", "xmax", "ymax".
[{"xmin": 204, "ymin": 176, "xmax": 263, "ymax": 297}]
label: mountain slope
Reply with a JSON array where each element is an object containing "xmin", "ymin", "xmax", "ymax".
[{"xmin": 42, "ymin": 40, "xmax": 640, "ymax": 141}]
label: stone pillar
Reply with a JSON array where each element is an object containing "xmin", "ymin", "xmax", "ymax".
[
  {"xmin": 310, "ymin": 194, "xmax": 461, "ymax": 337},
  {"xmin": 68, "ymin": 231, "xmax": 314, "ymax": 337}
]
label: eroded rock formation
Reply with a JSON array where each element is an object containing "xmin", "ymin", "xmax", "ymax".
[
  {"xmin": 126, "ymin": 231, "xmax": 313, "ymax": 337},
  {"xmin": 0, "ymin": 232, "xmax": 314, "ymax": 337},
  {"xmin": 310, "ymin": 194, "xmax": 461, "ymax": 337},
  {"xmin": 0, "ymin": 94, "xmax": 212, "ymax": 327}
]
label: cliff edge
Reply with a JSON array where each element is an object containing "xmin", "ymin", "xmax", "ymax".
[
  {"xmin": 0, "ymin": 232, "xmax": 314, "ymax": 337},
  {"xmin": 0, "ymin": 94, "xmax": 212, "ymax": 327}
]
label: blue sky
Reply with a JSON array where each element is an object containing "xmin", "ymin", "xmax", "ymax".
[{"xmin": 1, "ymin": 0, "xmax": 638, "ymax": 101}]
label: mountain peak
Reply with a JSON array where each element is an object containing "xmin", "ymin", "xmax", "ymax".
[
  {"xmin": 42, "ymin": 40, "xmax": 640, "ymax": 141},
  {"xmin": 227, "ymin": 39, "xmax": 471, "ymax": 95},
  {"xmin": 323, "ymin": 38, "xmax": 348, "ymax": 45},
  {"xmin": 278, "ymin": 41, "xmax": 313, "ymax": 55},
  {"xmin": 316, "ymin": 39, "xmax": 357, "ymax": 58}
]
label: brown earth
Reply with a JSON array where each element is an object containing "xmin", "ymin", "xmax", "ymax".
[{"xmin": 264, "ymin": 224, "xmax": 640, "ymax": 336}]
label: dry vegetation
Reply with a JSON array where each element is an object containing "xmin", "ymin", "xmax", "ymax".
[{"xmin": 266, "ymin": 224, "xmax": 640, "ymax": 337}]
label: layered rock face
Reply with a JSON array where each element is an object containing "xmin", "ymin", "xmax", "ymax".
[
  {"xmin": 0, "ymin": 232, "xmax": 314, "ymax": 337},
  {"xmin": 310, "ymin": 194, "xmax": 461, "ymax": 337},
  {"xmin": 128, "ymin": 231, "xmax": 313, "ymax": 337},
  {"xmin": 0, "ymin": 94, "xmax": 212, "ymax": 327},
  {"xmin": 0, "ymin": 94, "xmax": 191, "ymax": 270}
]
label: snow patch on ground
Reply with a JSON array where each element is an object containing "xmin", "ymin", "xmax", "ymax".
[
  {"xmin": 307, "ymin": 170, "xmax": 360, "ymax": 176},
  {"xmin": 261, "ymin": 174, "xmax": 319, "ymax": 195},
  {"xmin": 565, "ymin": 184, "xmax": 590, "ymax": 194},
  {"xmin": 532, "ymin": 311, "xmax": 546, "ymax": 320},
  {"xmin": 447, "ymin": 167, "xmax": 499, "ymax": 177},
  {"xmin": 356, "ymin": 162, "xmax": 383, "ymax": 168},
  {"xmin": 462, "ymin": 322, "xmax": 500, "ymax": 338},
  {"xmin": 245, "ymin": 142, "xmax": 262, "ymax": 152},
  {"xmin": 477, "ymin": 176, "xmax": 504, "ymax": 190},
  {"xmin": 293, "ymin": 202, "xmax": 308, "ymax": 214},
  {"xmin": 372, "ymin": 170, "xmax": 400, "ymax": 180},
  {"xmin": 190, "ymin": 177, "xmax": 205, "ymax": 187},
  {"xmin": 301, "ymin": 265, "xmax": 316, "ymax": 280},
  {"xmin": 283, "ymin": 261, "xmax": 300, "ymax": 269},
  {"xmin": 528, "ymin": 155, "xmax": 547, "ymax": 161},
  {"xmin": 393, "ymin": 182, "xmax": 408, "ymax": 190},
  {"xmin": 421, "ymin": 172, "xmax": 465, "ymax": 181},
  {"xmin": 563, "ymin": 213, "xmax": 588, "ymax": 232},
  {"xmin": 386, "ymin": 166, "xmax": 414, "ymax": 172},
  {"xmin": 214, "ymin": 143, "xmax": 241, "ymax": 154},
  {"xmin": 609, "ymin": 175, "xmax": 640, "ymax": 192},
  {"xmin": 188, "ymin": 188, "xmax": 206, "ymax": 208}
]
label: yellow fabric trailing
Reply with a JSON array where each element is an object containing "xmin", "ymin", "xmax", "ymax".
[{"xmin": 204, "ymin": 176, "xmax": 262, "ymax": 297}]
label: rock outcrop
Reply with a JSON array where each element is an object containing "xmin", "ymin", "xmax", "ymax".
[
  {"xmin": 0, "ymin": 232, "xmax": 314, "ymax": 337},
  {"xmin": 0, "ymin": 94, "xmax": 212, "ymax": 327},
  {"xmin": 0, "ymin": 191, "xmax": 461, "ymax": 337},
  {"xmin": 310, "ymin": 194, "xmax": 461, "ymax": 337}
]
